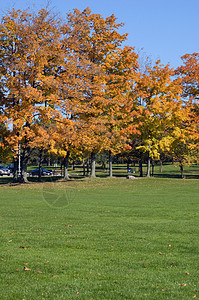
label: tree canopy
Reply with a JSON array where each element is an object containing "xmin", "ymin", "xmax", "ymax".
[{"xmin": 0, "ymin": 7, "xmax": 198, "ymax": 180}]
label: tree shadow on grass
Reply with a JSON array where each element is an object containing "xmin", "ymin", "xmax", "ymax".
[
  {"xmin": 0, "ymin": 176, "xmax": 64, "ymax": 185},
  {"xmin": 184, "ymin": 174, "xmax": 199, "ymax": 179},
  {"xmin": 1, "ymin": 171, "xmax": 199, "ymax": 185},
  {"xmin": 27, "ymin": 176, "xmax": 63, "ymax": 182},
  {"xmin": 0, "ymin": 177, "xmax": 13, "ymax": 185},
  {"xmin": 154, "ymin": 173, "xmax": 199, "ymax": 179},
  {"xmin": 154, "ymin": 174, "xmax": 182, "ymax": 179}
]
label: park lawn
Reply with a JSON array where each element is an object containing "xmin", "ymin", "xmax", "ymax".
[{"xmin": 0, "ymin": 177, "xmax": 198, "ymax": 299}]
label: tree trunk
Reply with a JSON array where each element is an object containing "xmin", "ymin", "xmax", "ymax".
[
  {"xmin": 90, "ymin": 152, "xmax": 96, "ymax": 178},
  {"xmin": 82, "ymin": 159, "xmax": 86, "ymax": 177},
  {"xmin": 139, "ymin": 160, "xmax": 143, "ymax": 177},
  {"xmin": 61, "ymin": 162, "xmax": 63, "ymax": 177},
  {"xmin": 20, "ymin": 166, "xmax": 28, "ymax": 183},
  {"xmin": 146, "ymin": 153, "xmax": 151, "ymax": 177},
  {"xmin": 20, "ymin": 155, "xmax": 28, "ymax": 183},
  {"xmin": 38, "ymin": 149, "xmax": 43, "ymax": 182},
  {"xmin": 180, "ymin": 164, "xmax": 184, "ymax": 179},
  {"xmin": 159, "ymin": 160, "xmax": 163, "ymax": 173},
  {"xmin": 101, "ymin": 161, "xmax": 106, "ymax": 171},
  {"xmin": 63, "ymin": 152, "xmax": 70, "ymax": 180},
  {"xmin": 20, "ymin": 146, "xmax": 29, "ymax": 183},
  {"xmin": 127, "ymin": 161, "xmax": 130, "ymax": 170},
  {"xmin": 151, "ymin": 160, "xmax": 155, "ymax": 177},
  {"xmin": 12, "ymin": 158, "xmax": 18, "ymax": 183},
  {"xmin": 72, "ymin": 160, "xmax": 75, "ymax": 170},
  {"xmin": 86, "ymin": 157, "xmax": 90, "ymax": 176},
  {"xmin": 109, "ymin": 150, "xmax": 113, "ymax": 177}
]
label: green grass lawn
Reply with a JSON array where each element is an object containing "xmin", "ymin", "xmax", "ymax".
[{"xmin": 0, "ymin": 176, "xmax": 199, "ymax": 299}]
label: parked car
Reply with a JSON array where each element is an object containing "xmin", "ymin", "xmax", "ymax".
[
  {"xmin": 29, "ymin": 167, "xmax": 52, "ymax": 176},
  {"xmin": 7, "ymin": 164, "xmax": 14, "ymax": 173},
  {"xmin": 0, "ymin": 165, "xmax": 11, "ymax": 176}
]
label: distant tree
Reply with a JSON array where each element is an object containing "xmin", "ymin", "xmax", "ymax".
[
  {"xmin": 176, "ymin": 53, "xmax": 199, "ymax": 167},
  {"xmin": 176, "ymin": 53, "xmax": 199, "ymax": 100},
  {"xmin": 64, "ymin": 8, "xmax": 140, "ymax": 177},
  {"xmin": 136, "ymin": 60, "xmax": 192, "ymax": 177}
]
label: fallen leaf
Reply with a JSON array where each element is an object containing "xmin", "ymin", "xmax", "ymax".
[
  {"xmin": 179, "ymin": 283, "xmax": 187, "ymax": 286},
  {"xmin": 162, "ymin": 289, "xmax": 165, "ymax": 291},
  {"xmin": 24, "ymin": 267, "xmax": 31, "ymax": 271},
  {"xmin": 52, "ymin": 275, "xmax": 59, "ymax": 278},
  {"xmin": 16, "ymin": 269, "xmax": 20, "ymax": 272},
  {"xmin": 185, "ymin": 272, "xmax": 190, "ymax": 275},
  {"xmin": 36, "ymin": 270, "xmax": 43, "ymax": 274},
  {"xmin": 76, "ymin": 292, "xmax": 79, "ymax": 295}
]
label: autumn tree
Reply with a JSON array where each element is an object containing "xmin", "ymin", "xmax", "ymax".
[
  {"xmin": 0, "ymin": 8, "xmax": 63, "ymax": 182},
  {"xmin": 0, "ymin": 123, "xmax": 12, "ymax": 162},
  {"xmin": 101, "ymin": 46, "xmax": 141, "ymax": 176},
  {"xmin": 136, "ymin": 60, "xmax": 192, "ymax": 177},
  {"xmin": 176, "ymin": 53, "xmax": 199, "ymax": 166},
  {"xmin": 62, "ymin": 8, "xmax": 142, "ymax": 177},
  {"xmin": 61, "ymin": 8, "xmax": 129, "ymax": 177},
  {"xmin": 177, "ymin": 53, "xmax": 199, "ymax": 100}
]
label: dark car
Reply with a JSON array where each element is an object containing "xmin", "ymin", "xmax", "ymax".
[
  {"xmin": 29, "ymin": 167, "xmax": 52, "ymax": 176},
  {"xmin": 7, "ymin": 164, "xmax": 14, "ymax": 173},
  {"xmin": 0, "ymin": 165, "xmax": 11, "ymax": 176}
]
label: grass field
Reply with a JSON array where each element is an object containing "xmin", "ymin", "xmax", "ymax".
[{"xmin": 0, "ymin": 165, "xmax": 199, "ymax": 299}]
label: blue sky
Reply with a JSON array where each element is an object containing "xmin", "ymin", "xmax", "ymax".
[{"xmin": 0, "ymin": 0, "xmax": 198, "ymax": 68}]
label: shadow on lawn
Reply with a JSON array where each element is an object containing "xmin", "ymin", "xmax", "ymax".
[
  {"xmin": 1, "ymin": 171, "xmax": 199, "ymax": 185},
  {"xmin": 0, "ymin": 176, "xmax": 63, "ymax": 185},
  {"xmin": 0, "ymin": 177, "xmax": 13, "ymax": 184},
  {"xmin": 154, "ymin": 174, "xmax": 183, "ymax": 179},
  {"xmin": 154, "ymin": 171, "xmax": 199, "ymax": 179}
]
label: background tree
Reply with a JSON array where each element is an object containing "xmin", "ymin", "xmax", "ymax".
[
  {"xmin": 177, "ymin": 53, "xmax": 199, "ymax": 100},
  {"xmin": 136, "ymin": 60, "xmax": 190, "ymax": 177},
  {"xmin": 176, "ymin": 53, "xmax": 199, "ymax": 165},
  {"xmin": 101, "ymin": 46, "xmax": 141, "ymax": 176},
  {"xmin": 63, "ymin": 8, "xmax": 131, "ymax": 177}
]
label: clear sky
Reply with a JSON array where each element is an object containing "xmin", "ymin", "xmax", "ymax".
[{"xmin": 0, "ymin": 0, "xmax": 198, "ymax": 69}]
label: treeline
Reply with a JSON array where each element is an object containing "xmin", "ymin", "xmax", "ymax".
[{"xmin": 0, "ymin": 8, "xmax": 198, "ymax": 182}]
